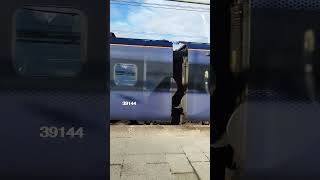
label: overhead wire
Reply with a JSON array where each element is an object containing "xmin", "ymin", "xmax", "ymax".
[
  {"xmin": 112, "ymin": 0, "xmax": 209, "ymax": 10},
  {"xmin": 110, "ymin": 0, "xmax": 210, "ymax": 42},
  {"xmin": 110, "ymin": 0, "xmax": 210, "ymax": 13}
]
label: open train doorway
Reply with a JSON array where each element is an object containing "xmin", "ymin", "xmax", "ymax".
[{"xmin": 172, "ymin": 42, "xmax": 211, "ymax": 125}]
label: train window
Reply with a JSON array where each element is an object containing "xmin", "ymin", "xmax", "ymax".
[
  {"xmin": 187, "ymin": 49, "xmax": 210, "ymax": 93},
  {"xmin": 114, "ymin": 63, "xmax": 137, "ymax": 86},
  {"xmin": 13, "ymin": 7, "xmax": 86, "ymax": 77}
]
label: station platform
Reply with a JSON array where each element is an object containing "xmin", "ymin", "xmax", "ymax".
[{"xmin": 110, "ymin": 125, "xmax": 210, "ymax": 180}]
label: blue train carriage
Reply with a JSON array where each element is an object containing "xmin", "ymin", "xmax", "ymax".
[
  {"xmin": 0, "ymin": 3, "xmax": 108, "ymax": 179},
  {"xmin": 14, "ymin": 7, "xmax": 84, "ymax": 77},
  {"xmin": 176, "ymin": 42, "xmax": 210, "ymax": 122},
  {"xmin": 110, "ymin": 36, "xmax": 174, "ymax": 122}
]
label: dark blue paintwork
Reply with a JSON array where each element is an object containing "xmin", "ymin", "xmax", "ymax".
[
  {"xmin": 186, "ymin": 42, "xmax": 210, "ymax": 50},
  {"xmin": 0, "ymin": 3, "xmax": 108, "ymax": 180},
  {"xmin": 111, "ymin": 36, "xmax": 172, "ymax": 47},
  {"xmin": 186, "ymin": 43, "xmax": 210, "ymax": 121},
  {"xmin": 110, "ymin": 37, "xmax": 173, "ymax": 121}
]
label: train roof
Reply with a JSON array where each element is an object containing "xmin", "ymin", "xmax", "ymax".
[
  {"xmin": 186, "ymin": 42, "xmax": 210, "ymax": 50},
  {"xmin": 176, "ymin": 42, "xmax": 210, "ymax": 51},
  {"xmin": 110, "ymin": 36, "xmax": 172, "ymax": 47}
]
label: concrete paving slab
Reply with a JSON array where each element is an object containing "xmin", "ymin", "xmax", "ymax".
[
  {"xmin": 124, "ymin": 154, "xmax": 167, "ymax": 164},
  {"xmin": 111, "ymin": 138, "xmax": 130, "ymax": 155},
  {"xmin": 172, "ymin": 173, "xmax": 199, "ymax": 180},
  {"xmin": 120, "ymin": 175, "xmax": 149, "ymax": 180},
  {"xmin": 194, "ymin": 140, "xmax": 210, "ymax": 153},
  {"xmin": 143, "ymin": 163, "xmax": 172, "ymax": 177},
  {"xmin": 204, "ymin": 152, "xmax": 210, "ymax": 161},
  {"xmin": 121, "ymin": 175, "xmax": 173, "ymax": 180},
  {"xmin": 111, "ymin": 125, "xmax": 210, "ymax": 180},
  {"xmin": 191, "ymin": 162, "xmax": 210, "ymax": 180},
  {"xmin": 166, "ymin": 154, "xmax": 194, "ymax": 173},
  {"xmin": 121, "ymin": 162, "xmax": 145, "ymax": 176},
  {"xmin": 121, "ymin": 163, "xmax": 173, "ymax": 179},
  {"xmin": 182, "ymin": 146, "xmax": 203, "ymax": 153},
  {"xmin": 110, "ymin": 154, "xmax": 124, "ymax": 165},
  {"xmin": 185, "ymin": 152, "xmax": 209, "ymax": 162},
  {"xmin": 126, "ymin": 138, "xmax": 184, "ymax": 154},
  {"xmin": 110, "ymin": 165, "xmax": 122, "ymax": 180}
]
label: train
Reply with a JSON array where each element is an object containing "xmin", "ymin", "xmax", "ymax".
[
  {"xmin": 110, "ymin": 33, "xmax": 210, "ymax": 124},
  {"xmin": 218, "ymin": 0, "xmax": 320, "ymax": 180},
  {"xmin": 0, "ymin": 3, "xmax": 108, "ymax": 180}
]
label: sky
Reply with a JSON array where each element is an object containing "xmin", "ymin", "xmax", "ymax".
[{"xmin": 110, "ymin": 0, "xmax": 210, "ymax": 44}]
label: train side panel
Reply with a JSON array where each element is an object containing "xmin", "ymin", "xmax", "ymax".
[
  {"xmin": 185, "ymin": 43, "xmax": 210, "ymax": 122},
  {"xmin": 110, "ymin": 38, "xmax": 173, "ymax": 121},
  {"xmin": 0, "ymin": 2, "xmax": 108, "ymax": 180}
]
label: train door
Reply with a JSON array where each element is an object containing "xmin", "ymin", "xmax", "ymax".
[
  {"xmin": 185, "ymin": 43, "xmax": 210, "ymax": 122},
  {"xmin": 226, "ymin": 0, "xmax": 320, "ymax": 179},
  {"xmin": 0, "ymin": 1, "xmax": 108, "ymax": 179},
  {"xmin": 172, "ymin": 43, "xmax": 210, "ymax": 124}
]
